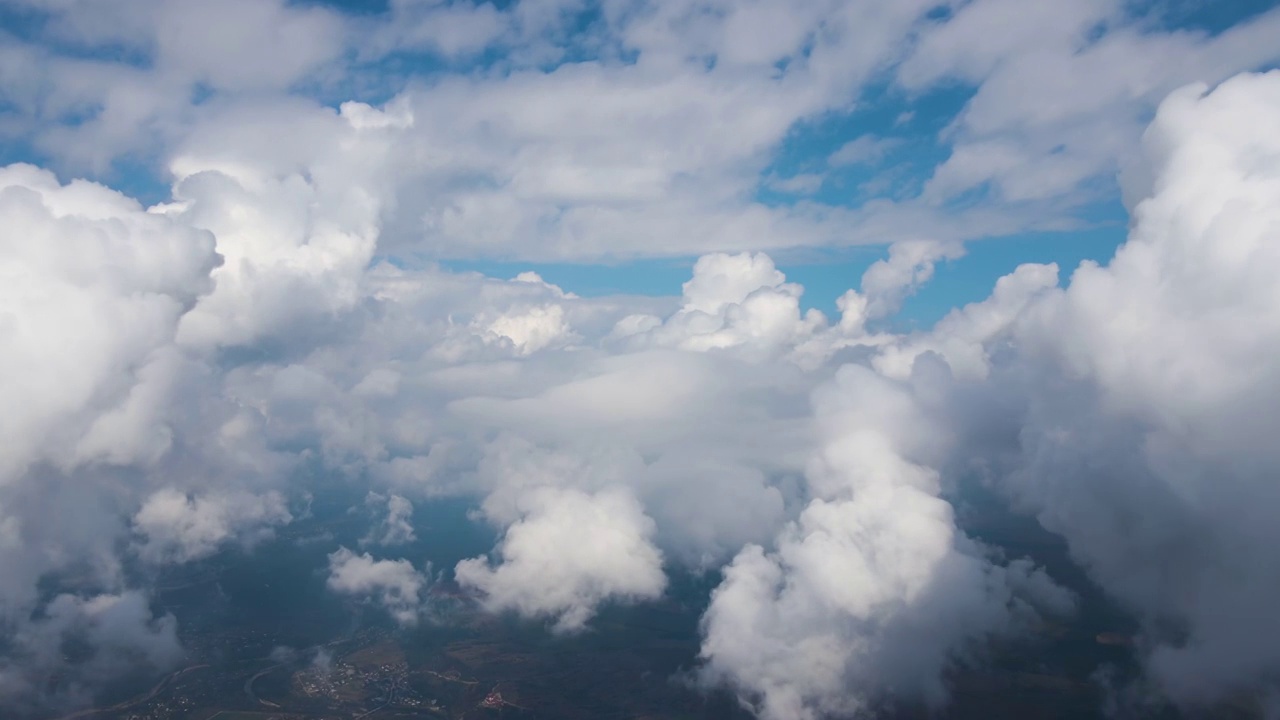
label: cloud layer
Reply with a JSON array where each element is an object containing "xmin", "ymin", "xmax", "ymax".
[{"xmin": 2, "ymin": 1, "xmax": 1280, "ymax": 717}]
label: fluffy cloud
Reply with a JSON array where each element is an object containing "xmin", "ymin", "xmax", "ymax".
[
  {"xmin": 0, "ymin": 164, "xmax": 220, "ymax": 707},
  {"xmin": 0, "ymin": 591, "xmax": 181, "ymax": 714},
  {"xmin": 133, "ymin": 488, "xmax": 292, "ymax": 563},
  {"xmin": 0, "ymin": 164, "xmax": 218, "ymax": 480},
  {"xmin": 162, "ymin": 98, "xmax": 406, "ymax": 349},
  {"xmin": 361, "ymin": 492, "xmax": 417, "ymax": 548},
  {"xmin": 859, "ymin": 240, "xmax": 965, "ymax": 321},
  {"xmin": 616, "ymin": 252, "xmax": 826, "ymax": 356},
  {"xmin": 872, "ymin": 261, "xmax": 1061, "ymax": 380},
  {"xmin": 457, "ymin": 485, "xmax": 666, "ymax": 633},
  {"xmin": 698, "ymin": 364, "xmax": 1072, "ymax": 719},
  {"xmin": 989, "ymin": 71, "xmax": 1280, "ymax": 708},
  {"xmin": 327, "ymin": 547, "xmax": 429, "ymax": 627}
]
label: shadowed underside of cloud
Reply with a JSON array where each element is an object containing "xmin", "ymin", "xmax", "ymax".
[
  {"xmin": 698, "ymin": 363, "xmax": 1075, "ymax": 720},
  {"xmin": 1, "ymin": 0, "xmax": 1280, "ymax": 717}
]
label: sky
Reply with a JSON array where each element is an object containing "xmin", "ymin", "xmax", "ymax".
[{"xmin": 2, "ymin": 0, "xmax": 1280, "ymax": 718}]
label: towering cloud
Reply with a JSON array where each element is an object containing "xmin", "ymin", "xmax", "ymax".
[
  {"xmin": 0, "ymin": 164, "xmax": 218, "ymax": 480},
  {"xmin": 0, "ymin": 165, "xmax": 216, "ymax": 709},
  {"xmin": 988, "ymin": 72, "xmax": 1280, "ymax": 708},
  {"xmin": 698, "ymin": 364, "xmax": 1072, "ymax": 720}
]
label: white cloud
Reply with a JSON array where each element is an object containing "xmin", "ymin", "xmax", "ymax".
[
  {"xmin": 873, "ymin": 261, "xmax": 1060, "ymax": 380},
  {"xmin": 698, "ymin": 364, "xmax": 1071, "ymax": 719},
  {"xmin": 765, "ymin": 173, "xmax": 825, "ymax": 195},
  {"xmin": 478, "ymin": 296, "xmax": 578, "ymax": 356},
  {"xmin": 821, "ymin": 70, "xmax": 1280, "ymax": 711},
  {"xmin": 903, "ymin": 0, "xmax": 1280, "ymax": 206},
  {"xmin": 859, "ymin": 239, "xmax": 965, "ymax": 320},
  {"xmin": 0, "ymin": 164, "xmax": 219, "ymax": 480},
  {"xmin": 456, "ymin": 485, "xmax": 666, "ymax": 633},
  {"xmin": 327, "ymin": 547, "xmax": 429, "ymax": 627},
  {"xmin": 361, "ymin": 492, "xmax": 417, "ymax": 548},
  {"xmin": 828, "ymin": 135, "xmax": 902, "ymax": 167},
  {"xmin": 133, "ymin": 488, "xmax": 292, "ymax": 563},
  {"xmin": 0, "ymin": 591, "xmax": 181, "ymax": 714},
  {"xmin": 0, "ymin": 164, "xmax": 254, "ymax": 709},
  {"xmin": 620, "ymin": 252, "xmax": 827, "ymax": 356}
]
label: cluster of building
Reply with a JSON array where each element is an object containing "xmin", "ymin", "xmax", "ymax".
[{"xmin": 292, "ymin": 659, "xmax": 436, "ymax": 713}]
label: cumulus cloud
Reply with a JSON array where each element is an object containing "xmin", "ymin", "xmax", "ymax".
[
  {"xmin": 859, "ymin": 240, "xmax": 966, "ymax": 321},
  {"xmin": 617, "ymin": 252, "xmax": 827, "ymax": 356},
  {"xmin": 987, "ymin": 71, "xmax": 1280, "ymax": 707},
  {"xmin": 133, "ymin": 488, "xmax": 292, "ymax": 563},
  {"xmin": 457, "ymin": 484, "xmax": 666, "ymax": 633},
  {"xmin": 872, "ymin": 261, "xmax": 1060, "ymax": 380},
  {"xmin": 0, "ymin": 164, "xmax": 218, "ymax": 480},
  {"xmin": 0, "ymin": 164, "xmax": 233, "ymax": 709},
  {"xmin": 162, "ymin": 98, "xmax": 403, "ymax": 349},
  {"xmin": 327, "ymin": 547, "xmax": 429, "ymax": 627},
  {"xmin": 698, "ymin": 364, "xmax": 1072, "ymax": 719}
]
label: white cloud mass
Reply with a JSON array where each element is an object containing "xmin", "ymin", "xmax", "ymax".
[
  {"xmin": 991, "ymin": 72, "xmax": 1280, "ymax": 708},
  {"xmin": 361, "ymin": 492, "xmax": 417, "ymax": 548},
  {"xmin": 327, "ymin": 547, "xmax": 429, "ymax": 627},
  {"xmin": 1, "ymin": 1, "xmax": 1280, "ymax": 717}
]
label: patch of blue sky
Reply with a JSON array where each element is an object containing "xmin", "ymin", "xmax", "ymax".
[
  {"xmin": 758, "ymin": 81, "xmax": 975, "ymax": 208},
  {"xmin": 291, "ymin": 0, "xmax": 392, "ymax": 14},
  {"xmin": 313, "ymin": 1, "xmax": 624, "ymax": 107},
  {"xmin": 894, "ymin": 223, "xmax": 1127, "ymax": 331},
  {"xmin": 0, "ymin": 3, "xmax": 150, "ymax": 66},
  {"xmin": 0, "ymin": 137, "xmax": 44, "ymax": 172},
  {"xmin": 1127, "ymin": 0, "xmax": 1280, "ymax": 34},
  {"xmin": 0, "ymin": 122, "xmax": 173, "ymax": 207},
  {"xmin": 103, "ymin": 155, "xmax": 175, "ymax": 208},
  {"xmin": 440, "ymin": 256, "xmax": 700, "ymax": 298},
  {"xmin": 783, "ymin": 200, "xmax": 1130, "ymax": 330},
  {"xmin": 0, "ymin": 126, "xmax": 161, "ymax": 207}
]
